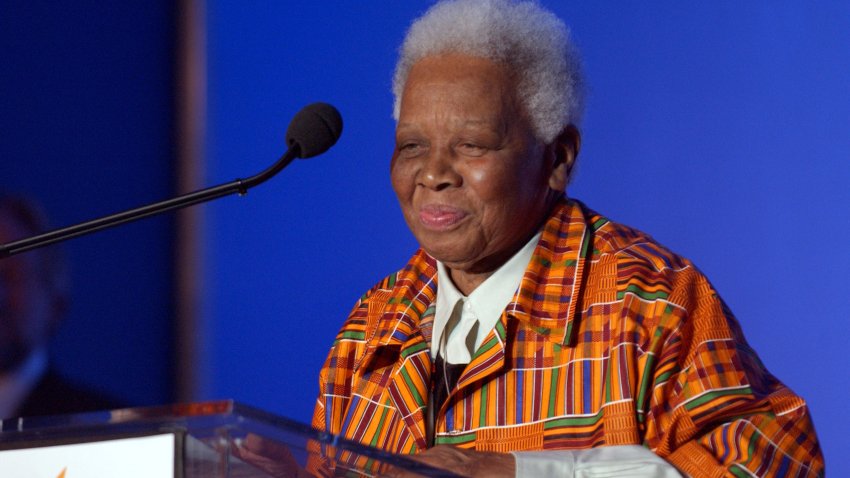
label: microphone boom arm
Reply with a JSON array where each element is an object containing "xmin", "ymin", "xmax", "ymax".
[{"xmin": 0, "ymin": 144, "xmax": 301, "ymax": 259}]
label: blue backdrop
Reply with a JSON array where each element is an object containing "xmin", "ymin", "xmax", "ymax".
[{"xmin": 203, "ymin": 2, "xmax": 849, "ymax": 473}]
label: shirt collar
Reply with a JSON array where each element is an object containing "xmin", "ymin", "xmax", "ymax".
[{"xmin": 432, "ymin": 231, "xmax": 542, "ymax": 359}]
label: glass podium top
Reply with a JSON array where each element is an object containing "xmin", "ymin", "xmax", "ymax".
[{"xmin": 0, "ymin": 400, "xmax": 461, "ymax": 478}]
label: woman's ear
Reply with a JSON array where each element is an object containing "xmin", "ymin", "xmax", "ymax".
[{"xmin": 548, "ymin": 125, "xmax": 581, "ymax": 192}]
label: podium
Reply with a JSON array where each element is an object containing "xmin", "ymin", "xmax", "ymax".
[{"xmin": 0, "ymin": 400, "xmax": 460, "ymax": 477}]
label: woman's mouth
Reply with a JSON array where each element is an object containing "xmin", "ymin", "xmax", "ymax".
[{"xmin": 418, "ymin": 204, "xmax": 468, "ymax": 231}]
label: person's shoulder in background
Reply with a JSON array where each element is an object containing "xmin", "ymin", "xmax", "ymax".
[{"xmin": 16, "ymin": 367, "xmax": 125, "ymax": 418}]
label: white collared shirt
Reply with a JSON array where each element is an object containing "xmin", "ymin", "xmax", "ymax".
[{"xmin": 431, "ymin": 231, "xmax": 541, "ymax": 363}]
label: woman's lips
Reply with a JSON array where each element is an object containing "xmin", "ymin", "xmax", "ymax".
[{"xmin": 418, "ymin": 204, "xmax": 468, "ymax": 230}]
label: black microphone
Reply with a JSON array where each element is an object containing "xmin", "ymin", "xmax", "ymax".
[
  {"xmin": 286, "ymin": 102, "xmax": 343, "ymax": 158},
  {"xmin": 237, "ymin": 102, "xmax": 343, "ymax": 191},
  {"xmin": 0, "ymin": 102, "xmax": 344, "ymax": 258}
]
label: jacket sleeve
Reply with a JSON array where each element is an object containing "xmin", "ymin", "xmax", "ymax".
[
  {"xmin": 307, "ymin": 279, "xmax": 392, "ymax": 475},
  {"xmin": 645, "ymin": 267, "xmax": 823, "ymax": 477}
]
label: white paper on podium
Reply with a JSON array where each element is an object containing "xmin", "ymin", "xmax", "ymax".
[{"xmin": 0, "ymin": 433, "xmax": 175, "ymax": 478}]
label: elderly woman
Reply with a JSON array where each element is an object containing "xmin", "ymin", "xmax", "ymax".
[{"xmin": 310, "ymin": 1, "xmax": 823, "ymax": 476}]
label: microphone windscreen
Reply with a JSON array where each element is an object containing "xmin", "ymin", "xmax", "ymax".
[{"xmin": 285, "ymin": 102, "xmax": 343, "ymax": 158}]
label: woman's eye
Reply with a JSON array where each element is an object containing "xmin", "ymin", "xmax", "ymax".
[
  {"xmin": 458, "ymin": 143, "xmax": 487, "ymax": 155},
  {"xmin": 397, "ymin": 142, "xmax": 425, "ymax": 156}
]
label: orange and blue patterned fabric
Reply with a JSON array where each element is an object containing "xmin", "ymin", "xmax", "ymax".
[{"xmin": 310, "ymin": 198, "xmax": 823, "ymax": 477}]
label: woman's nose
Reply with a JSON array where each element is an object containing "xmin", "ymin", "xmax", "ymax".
[{"xmin": 418, "ymin": 148, "xmax": 462, "ymax": 191}]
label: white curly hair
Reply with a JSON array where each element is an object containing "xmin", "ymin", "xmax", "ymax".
[{"xmin": 392, "ymin": 0, "xmax": 585, "ymax": 143}]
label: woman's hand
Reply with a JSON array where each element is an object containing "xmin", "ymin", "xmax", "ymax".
[{"xmin": 383, "ymin": 445, "xmax": 515, "ymax": 478}]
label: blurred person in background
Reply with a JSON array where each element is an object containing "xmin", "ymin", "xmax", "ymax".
[{"xmin": 0, "ymin": 194, "xmax": 120, "ymax": 419}]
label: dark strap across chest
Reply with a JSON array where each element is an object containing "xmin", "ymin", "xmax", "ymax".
[{"xmin": 426, "ymin": 354, "xmax": 467, "ymax": 446}]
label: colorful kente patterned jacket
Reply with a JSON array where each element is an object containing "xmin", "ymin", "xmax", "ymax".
[{"xmin": 310, "ymin": 198, "xmax": 823, "ymax": 477}]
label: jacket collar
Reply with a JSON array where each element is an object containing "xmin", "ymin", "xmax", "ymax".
[
  {"xmin": 366, "ymin": 249, "xmax": 438, "ymax": 351},
  {"xmin": 506, "ymin": 197, "xmax": 591, "ymax": 347}
]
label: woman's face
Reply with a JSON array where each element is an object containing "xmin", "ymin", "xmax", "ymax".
[{"xmin": 391, "ymin": 54, "xmax": 563, "ymax": 292}]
